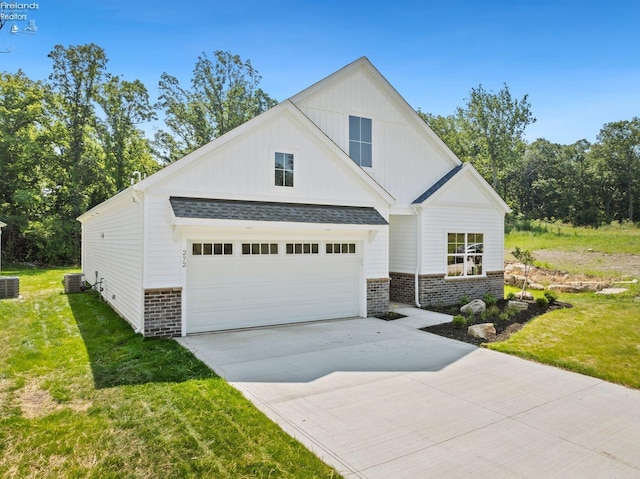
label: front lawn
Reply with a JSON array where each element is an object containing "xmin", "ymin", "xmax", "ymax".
[
  {"xmin": 487, "ymin": 286, "xmax": 640, "ymax": 389},
  {"xmin": 0, "ymin": 267, "xmax": 340, "ymax": 478}
]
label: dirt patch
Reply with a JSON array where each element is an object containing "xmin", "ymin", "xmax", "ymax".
[
  {"xmin": 530, "ymin": 250, "xmax": 640, "ymax": 281},
  {"xmin": 17, "ymin": 381, "xmax": 61, "ymax": 419},
  {"xmin": 17, "ymin": 381, "xmax": 92, "ymax": 419}
]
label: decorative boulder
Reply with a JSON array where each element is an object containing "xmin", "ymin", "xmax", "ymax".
[
  {"xmin": 514, "ymin": 291, "xmax": 534, "ymax": 300},
  {"xmin": 468, "ymin": 323, "xmax": 496, "ymax": 340},
  {"xmin": 508, "ymin": 300, "xmax": 529, "ymax": 311},
  {"xmin": 460, "ymin": 299, "xmax": 486, "ymax": 315}
]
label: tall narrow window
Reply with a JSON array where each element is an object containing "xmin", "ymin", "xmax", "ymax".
[
  {"xmin": 349, "ymin": 115, "xmax": 372, "ymax": 167},
  {"xmin": 275, "ymin": 152, "xmax": 294, "ymax": 187}
]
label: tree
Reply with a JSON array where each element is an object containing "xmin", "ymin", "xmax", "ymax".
[
  {"xmin": 47, "ymin": 44, "xmax": 108, "ymax": 203},
  {"xmin": 459, "ymin": 84, "xmax": 535, "ymax": 195},
  {"xmin": 512, "ymin": 246, "xmax": 535, "ymax": 299},
  {"xmin": 0, "ymin": 71, "xmax": 55, "ymax": 262},
  {"xmin": 47, "ymin": 43, "xmax": 108, "ymax": 262},
  {"xmin": 590, "ymin": 118, "xmax": 640, "ymax": 222},
  {"xmin": 97, "ymin": 76, "xmax": 159, "ymax": 193},
  {"xmin": 154, "ymin": 51, "xmax": 277, "ymax": 163}
]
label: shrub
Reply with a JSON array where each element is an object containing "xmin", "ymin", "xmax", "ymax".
[
  {"xmin": 506, "ymin": 291, "xmax": 516, "ymax": 300},
  {"xmin": 452, "ymin": 315, "xmax": 467, "ymax": 329},
  {"xmin": 459, "ymin": 295, "xmax": 470, "ymax": 305},
  {"xmin": 543, "ymin": 290, "xmax": 558, "ymax": 304},
  {"xmin": 482, "ymin": 293, "xmax": 497, "ymax": 307},
  {"xmin": 536, "ymin": 296, "xmax": 549, "ymax": 308},
  {"xmin": 481, "ymin": 305, "xmax": 500, "ymax": 321},
  {"xmin": 498, "ymin": 312, "xmax": 510, "ymax": 321}
]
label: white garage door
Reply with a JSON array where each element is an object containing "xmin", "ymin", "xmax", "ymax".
[{"xmin": 186, "ymin": 241, "xmax": 361, "ymax": 333}]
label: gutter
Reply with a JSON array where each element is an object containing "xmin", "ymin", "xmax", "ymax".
[{"xmin": 412, "ymin": 204, "xmax": 422, "ymax": 308}]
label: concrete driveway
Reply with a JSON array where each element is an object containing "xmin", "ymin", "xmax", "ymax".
[{"xmin": 177, "ymin": 309, "xmax": 640, "ymax": 478}]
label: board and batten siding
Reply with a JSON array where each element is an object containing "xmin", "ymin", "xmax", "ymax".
[
  {"xmin": 389, "ymin": 214, "xmax": 417, "ymax": 273},
  {"xmin": 294, "ymin": 67, "xmax": 457, "ymax": 206},
  {"xmin": 147, "ymin": 111, "xmax": 382, "ymax": 208},
  {"xmin": 81, "ymin": 191, "xmax": 144, "ymax": 330}
]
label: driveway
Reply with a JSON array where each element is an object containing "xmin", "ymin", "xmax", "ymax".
[{"xmin": 177, "ymin": 308, "xmax": 640, "ymax": 478}]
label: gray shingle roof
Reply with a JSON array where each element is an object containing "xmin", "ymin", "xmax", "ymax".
[
  {"xmin": 412, "ymin": 164, "xmax": 464, "ymax": 204},
  {"xmin": 169, "ymin": 197, "xmax": 388, "ymax": 225}
]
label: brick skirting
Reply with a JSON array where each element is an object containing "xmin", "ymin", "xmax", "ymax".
[
  {"xmin": 390, "ymin": 271, "xmax": 504, "ymax": 307},
  {"xmin": 143, "ymin": 288, "xmax": 182, "ymax": 337},
  {"xmin": 367, "ymin": 278, "xmax": 390, "ymax": 316}
]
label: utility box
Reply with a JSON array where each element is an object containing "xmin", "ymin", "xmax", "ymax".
[
  {"xmin": 0, "ymin": 276, "xmax": 19, "ymax": 299},
  {"xmin": 64, "ymin": 273, "xmax": 85, "ymax": 294}
]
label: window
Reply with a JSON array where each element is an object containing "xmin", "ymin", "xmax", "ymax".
[
  {"xmin": 275, "ymin": 152, "xmax": 294, "ymax": 187},
  {"xmin": 446, "ymin": 233, "xmax": 483, "ymax": 277},
  {"xmin": 349, "ymin": 115, "xmax": 372, "ymax": 167},
  {"xmin": 192, "ymin": 243, "xmax": 233, "ymax": 256},
  {"xmin": 286, "ymin": 243, "xmax": 319, "ymax": 255},
  {"xmin": 242, "ymin": 243, "xmax": 279, "ymax": 255},
  {"xmin": 326, "ymin": 243, "xmax": 356, "ymax": 254}
]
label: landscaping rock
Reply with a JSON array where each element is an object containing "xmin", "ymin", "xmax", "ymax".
[
  {"xmin": 468, "ymin": 323, "xmax": 496, "ymax": 340},
  {"xmin": 548, "ymin": 282, "xmax": 607, "ymax": 293},
  {"xmin": 508, "ymin": 300, "xmax": 529, "ymax": 311},
  {"xmin": 460, "ymin": 299, "xmax": 486, "ymax": 315},
  {"xmin": 514, "ymin": 291, "xmax": 534, "ymax": 300},
  {"xmin": 595, "ymin": 288, "xmax": 628, "ymax": 295}
]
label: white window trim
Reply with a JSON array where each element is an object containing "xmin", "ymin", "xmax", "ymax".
[
  {"xmin": 346, "ymin": 113, "xmax": 374, "ymax": 169},
  {"xmin": 269, "ymin": 146, "xmax": 298, "ymax": 193},
  {"xmin": 445, "ymin": 232, "xmax": 485, "ymax": 279}
]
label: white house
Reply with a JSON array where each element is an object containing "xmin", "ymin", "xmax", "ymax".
[{"xmin": 78, "ymin": 57, "xmax": 510, "ymax": 337}]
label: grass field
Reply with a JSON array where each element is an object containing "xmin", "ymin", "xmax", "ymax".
[
  {"xmin": 505, "ymin": 219, "xmax": 640, "ymax": 255},
  {"xmin": 0, "ymin": 267, "xmax": 340, "ymax": 478},
  {"xmin": 493, "ymin": 221, "xmax": 640, "ymax": 389}
]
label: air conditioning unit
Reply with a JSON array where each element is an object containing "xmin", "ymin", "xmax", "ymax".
[
  {"xmin": 0, "ymin": 276, "xmax": 19, "ymax": 299},
  {"xmin": 64, "ymin": 273, "xmax": 85, "ymax": 294}
]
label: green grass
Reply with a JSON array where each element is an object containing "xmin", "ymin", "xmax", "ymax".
[
  {"xmin": 505, "ymin": 220, "xmax": 640, "ymax": 254},
  {"xmin": 0, "ymin": 267, "xmax": 340, "ymax": 478},
  {"xmin": 489, "ymin": 285, "xmax": 640, "ymax": 389},
  {"xmin": 495, "ymin": 222, "xmax": 640, "ymax": 389}
]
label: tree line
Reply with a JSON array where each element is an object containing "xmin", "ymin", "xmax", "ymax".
[
  {"xmin": 1, "ymin": 44, "xmax": 638, "ymax": 266},
  {"xmin": 0, "ymin": 44, "xmax": 276, "ymax": 265},
  {"xmin": 421, "ymin": 85, "xmax": 640, "ymax": 227}
]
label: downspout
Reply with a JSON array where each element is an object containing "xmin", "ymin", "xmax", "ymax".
[{"xmin": 412, "ymin": 205, "xmax": 422, "ymax": 308}]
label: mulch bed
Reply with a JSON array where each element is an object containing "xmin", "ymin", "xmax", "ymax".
[{"xmin": 421, "ymin": 299, "xmax": 572, "ymax": 346}]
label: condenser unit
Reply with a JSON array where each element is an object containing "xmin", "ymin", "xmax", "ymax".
[
  {"xmin": 0, "ymin": 276, "xmax": 19, "ymax": 299},
  {"xmin": 64, "ymin": 273, "xmax": 85, "ymax": 294}
]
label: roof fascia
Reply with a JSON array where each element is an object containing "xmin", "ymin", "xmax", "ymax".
[
  {"xmin": 419, "ymin": 163, "xmax": 511, "ymax": 213},
  {"xmin": 291, "ymin": 56, "xmax": 461, "ymax": 169}
]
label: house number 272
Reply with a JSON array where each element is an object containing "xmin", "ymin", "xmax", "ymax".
[{"xmin": 182, "ymin": 250, "xmax": 187, "ymax": 268}]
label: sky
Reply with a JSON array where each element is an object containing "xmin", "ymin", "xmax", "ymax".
[{"xmin": 1, "ymin": 0, "xmax": 639, "ymax": 145}]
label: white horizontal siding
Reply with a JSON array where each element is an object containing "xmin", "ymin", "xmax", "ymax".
[
  {"xmin": 389, "ymin": 214, "xmax": 417, "ymax": 273},
  {"xmin": 145, "ymin": 195, "xmax": 182, "ymax": 288},
  {"xmin": 81, "ymin": 195, "xmax": 144, "ymax": 330},
  {"xmin": 422, "ymin": 205, "xmax": 504, "ymax": 274}
]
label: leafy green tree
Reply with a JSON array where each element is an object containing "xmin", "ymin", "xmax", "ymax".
[
  {"xmin": 459, "ymin": 84, "xmax": 535, "ymax": 195},
  {"xmin": 154, "ymin": 51, "xmax": 277, "ymax": 163},
  {"xmin": 47, "ymin": 45, "xmax": 107, "ymax": 204},
  {"xmin": 590, "ymin": 118, "xmax": 640, "ymax": 222},
  {"xmin": 97, "ymin": 76, "xmax": 159, "ymax": 193},
  {"xmin": 0, "ymin": 71, "xmax": 57, "ymax": 262}
]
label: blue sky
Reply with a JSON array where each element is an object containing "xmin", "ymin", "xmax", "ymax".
[{"xmin": 1, "ymin": 0, "xmax": 639, "ymax": 145}]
